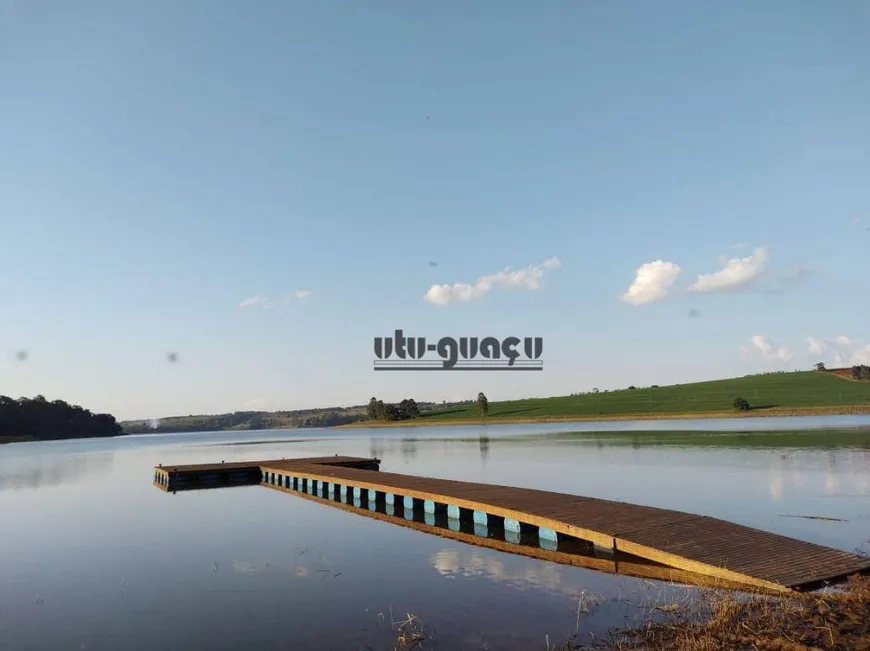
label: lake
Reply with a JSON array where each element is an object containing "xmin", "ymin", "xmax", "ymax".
[{"xmin": 2, "ymin": 415, "xmax": 869, "ymax": 650}]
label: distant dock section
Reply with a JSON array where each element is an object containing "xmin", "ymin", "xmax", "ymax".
[
  {"xmin": 152, "ymin": 455, "xmax": 380, "ymax": 491},
  {"xmin": 153, "ymin": 455, "xmax": 870, "ymax": 593}
]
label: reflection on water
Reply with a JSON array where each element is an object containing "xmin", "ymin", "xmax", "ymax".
[
  {"xmin": 432, "ymin": 548, "xmax": 587, "ymax": 598},
  {"xmin": 2, "ymin": 422, "xmax": 870, "ymax": 651},
  {"xmin": 0, "ymin": 453, "xmax": 114, "ymax": 491},
  {"xmin": 254, "ymin": 476, "xmax": 776, "ymax": 593}
]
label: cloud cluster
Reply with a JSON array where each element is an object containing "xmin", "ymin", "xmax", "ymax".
[
  {"xmin": 745, "ymin": 335, "xmax": 795, "ymax": 362},
  {"xmin": 425, "ymin": 257, "xmax": 562, "ymax": 306},
  {"xmin": 686, "ymin": 247, "xmax": 769, "ymax": 293},
  {"xmin": 620, "ymin": 260, "xmax": 682, "ymax": 306},
  {"xmin": 238, "ymin": 291, "xmax": 312, "ymax": 308},
  {"xmin": 739, "ymin": 333, "xmax": 870, "ymax": 367},
  {"xmin": 620, "ymin": 246, "xmax": 810, "ymax": 306},
  {"xmin": 806, "ymin": 335, "xmax": 870, "ymax": 366}
]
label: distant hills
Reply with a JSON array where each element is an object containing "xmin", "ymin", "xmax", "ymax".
[
  {"xmin": 400, "ymin": 369, "xmax": 870, "ymax": 424},
  {"xmin": 120, "ymin": 401, "xmax": 443, "ymax": 434},
  {"xmin": 120, "ymin": 368, "xmax": 870, "ymax": 435}
]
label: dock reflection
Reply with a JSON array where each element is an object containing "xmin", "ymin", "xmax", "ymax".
[{"xmin": 259, "ymin": 479, "xmax": 756, "ymax": 593}]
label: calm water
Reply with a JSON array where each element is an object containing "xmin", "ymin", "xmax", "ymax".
[{"xmin": 2, "ymin": 416, "xmax": 869, "ymax": 650}]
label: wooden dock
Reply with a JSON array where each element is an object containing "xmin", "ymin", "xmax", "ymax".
[
  {"xmin": 152, "ymin": 455, "xmax": 379, "ymax": 490},
  {"xmin": 153, "ymin": 456, "xmax": 870, "ymax": 593},
  {"xmin": 263, "ymin": 477, "xmax": 761, "ymax": 593}
]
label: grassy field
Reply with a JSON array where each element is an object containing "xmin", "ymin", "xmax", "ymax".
[{"xmin": 342, "ymin": 371, "xmax": 870, "ymax": 428}]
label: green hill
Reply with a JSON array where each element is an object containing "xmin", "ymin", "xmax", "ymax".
[{"xmin": 414, "ymin": 371, "xmax": 870, "ymax": 423}]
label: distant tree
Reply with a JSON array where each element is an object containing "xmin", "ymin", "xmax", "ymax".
[
  {"xmin": 383, "ymin": 404, "xmax": 399, "ymax": 421},
  {"xmin": 732, "ymin": 397, "xmax": 751, "ymax": 411},
  {"xmin": 814, "ymin": 362, "xmax": 827, "ymax": 371},
  {"xmin": 366, "ymin": 396, "xmax": 420, "ymax": 421},
  {"xmin": 628, "ymin": 385, "xmax": 637, "ymax": 390},
  {"xmin": 852, "ymin": 365, "xmax": 870, "ymax": 380},
  {"xmin": 477, "ymin": 392, "xmax": 489, "ymax": 417}
]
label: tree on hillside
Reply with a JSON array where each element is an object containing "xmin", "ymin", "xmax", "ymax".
[
  {"xmin": 732, "ymin": 397, "xmax": 751, "ymax": 411},
  {"xmin": 814, "ymin": 362, "xmax": 827, "ymax": 371},
  {"xmin": 851, "ymin": 365, "xmax": 870, "ymax": 380},
  {"xmin": 477, "ymin": 392, "xmax": 489, "ymax": 417},
  {"xmin": 366, "ymin": 397, "xmax": 419, "ymax": 421},
  {"xmin": 397, "ymin": 398, "xmax": 419, "ymax": 420},
  {"xmin": 367, "ymin": 397, "xmax": 379, "ymax": 420}
]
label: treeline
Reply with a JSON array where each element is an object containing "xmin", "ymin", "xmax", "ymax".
[
  {"xmin": 0, "ymin": 395, "xmax": 123, "ymax": 442},
  {"xmin": 853, "ymin": 365, "xmax": 870, "ymax": 380},
  {"xmin": 121, "ymin": 407, "xmax": 368, "ymax": 434},
  {"xmin": 367, "ymin": 397, "xmax": 420, "ymax": 421}
]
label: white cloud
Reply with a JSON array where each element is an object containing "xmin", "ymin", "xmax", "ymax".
[
  {"xmin": 806, "ymin": 335, "xmax": 870, "ymax": 366},
  {"xmin": 748, "ymin": 335, "xmax": 794, "ymax": 362},
  {"xmin": 739, "ymin": 345, "xmax": 751, "ymax": 361},
  {"xmin": 688, "ymin": 247, "xmax": 769, "ymax": 293},
  {"xmin": 424, "ymin": 257, "xmax": 562, "ymax": 306},
  {"xmin": 620, "ymin": 246, "xmax": 811, "ymax": 306},
  {"xmin": 239, "ymin": 290, "xmax": 312, "ymax": 308},
  {"xmin": 238, "ymin": 296, "xmax": 270, "ymax": 308},
  {"xmin": 807, "ymin": 337, "xmax": 826, "ymax": 356},
  {"xmin": 851, "ymin": 217, "xmax": 862, "ymax": 225},
  {"xmin": 619, "ymin": 260, "xmax": 682, "ymax": 306}
]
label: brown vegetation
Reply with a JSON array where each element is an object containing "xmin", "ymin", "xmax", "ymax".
[
  {"xmin": 551, "ymin": 575, "xmax": 870, "ymax": 651},
  {"xmin": 825, "ymin": 367, "xmax": 860, "ymax": 380}
]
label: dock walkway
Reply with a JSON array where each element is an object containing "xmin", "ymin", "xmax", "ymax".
[{"xmin": 155, "ymin": 456, "xmax": 870, "ymax": 593}]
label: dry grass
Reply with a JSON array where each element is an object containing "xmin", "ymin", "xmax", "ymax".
[
  {"xmin": 592, "ymin": 575, "xmax": 870, "ymax": 651},
  {"xmin": 367, "ymin": 575, "xmax": 870, "ymax": 651},
  {"xmin": 371, "ymin": 608, "xmax": 430, "ymax": 651}
]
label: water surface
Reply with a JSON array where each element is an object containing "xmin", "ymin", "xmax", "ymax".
[{"xmin": 1, "ymin": 416, "xmax": 869, "ymax": 650}]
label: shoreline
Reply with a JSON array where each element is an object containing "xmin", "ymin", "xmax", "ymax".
[{"xmin": 334, "ymin": 404, "xmax": 870, "ymax": 429}]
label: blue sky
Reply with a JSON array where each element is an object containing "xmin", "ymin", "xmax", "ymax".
[{"xmin": 2, "ymin": 0, "xmax": 869, "ymax": 420}]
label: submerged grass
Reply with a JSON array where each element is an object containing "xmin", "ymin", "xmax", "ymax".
[{"xmin": 368, "ymin": 575, "xmax": 870, "ymax": 651}]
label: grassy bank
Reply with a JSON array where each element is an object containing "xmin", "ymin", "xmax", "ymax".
[
  {"xmin": 599, "ymin": 574, "xmax": 870, "ymax": 651},
  {"xmin": 340, "ymin": 371, "xmax": 870, "ymax": 429},
  {"xmin": 338, "ymin": 404, "xmax": 870, "ymax": 429}
]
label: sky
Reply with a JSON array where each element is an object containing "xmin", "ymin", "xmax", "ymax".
[{"xmin": 1, "ymin": 0, "xmax": 869, "ymax": 420}]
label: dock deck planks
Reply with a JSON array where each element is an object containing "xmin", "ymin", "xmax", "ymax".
[
  {"xmin": 262, "ymin": 479, "xmax": 763, "ymax": 593},
  {"xmin": 257, "ymin": 461, "xmax": 870, "ymax": 592},
  {"xmin": 156, "ymin": 456, "xmax": 379, "ymax": 474}
]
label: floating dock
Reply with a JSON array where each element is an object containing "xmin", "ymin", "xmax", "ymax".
[{"xmin": 153, "ymin": 455, "xmax": 870, "ymax": 593}]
